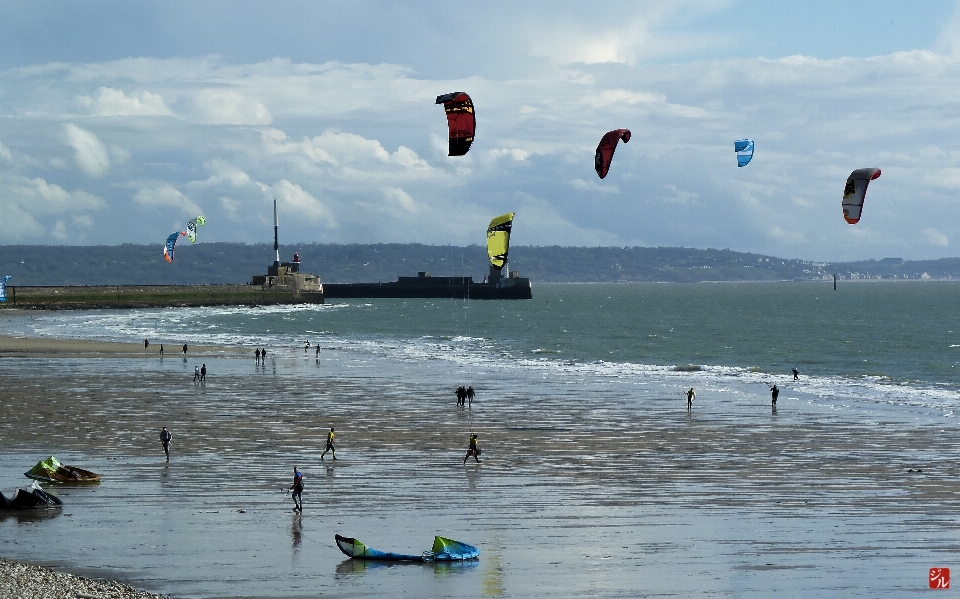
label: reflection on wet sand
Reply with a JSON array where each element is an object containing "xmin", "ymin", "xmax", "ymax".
[{"xmin": 2, "ymin": 354, "xmax": 960, "ymax": 598}]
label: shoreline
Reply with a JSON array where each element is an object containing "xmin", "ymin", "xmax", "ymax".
[
  {"xmin": 0, "ymin": 334, "xmax": 245, "ymax": 358},
  {"xmin": 0, "ymin": 557, "xmax": 173, "ymax": 599}
]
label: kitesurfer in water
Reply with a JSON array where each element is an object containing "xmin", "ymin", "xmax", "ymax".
[
  {"xmin": 792, "ymin": 368, "xmax": 799, "ymax": 380},
  {"xmin": 290, "ymin": 467, "xmax": 303, "ymax": 512},
  {"xmin": 463, "ymin": 433, "xmax": 481, "ymax": 464},
  {"xmin": 770, "ymin": 384, "xmax": 779, "ymax": 406},
  {"xmin": 686, "ymin": 388, "xmax": 695, "ymax": 409},
  {"xmin": 321, "ymin": 427, "xmax": 337, "ymax": 460},
  {"xmin": 160, "ymin": 427, "xmax": 172, "ymax": 461}
]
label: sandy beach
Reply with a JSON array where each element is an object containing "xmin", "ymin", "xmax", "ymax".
[{"xmin": 1, "ymin": 334, "xmax": 959, "ymax": 597}]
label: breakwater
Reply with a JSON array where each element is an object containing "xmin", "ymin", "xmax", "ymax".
[{"xmin": 1, "ymin": 284, "xmax": 323, "ymax": 310}]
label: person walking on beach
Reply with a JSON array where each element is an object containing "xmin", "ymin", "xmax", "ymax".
[
  {"xmin": 686, "ymin": 387, "xmax": 695, "ymax": 409},
  {"xmin": 193, "ymin": 365, "xmax": 200, "ymax": 382},
  {"xmin": 144, "ymin": 339, "xmax": 149, "ymax": 349},
  {"xmin": 182, "ymin": 343, "xmax": 188, "ymax": 356},
  {"xmin": 200, "ymin": 364, "xmax": 206, "ymax": 382},
  {"xmin": 315, "ymin": 344, "xmax": 320, "ymax": 360},
  {"xmin": 321, "ymin": 427, "xmax": 337, "ymax": 460},
  {"xmin": 160, "ymin": 344, "xmax": 164, "ymax": 356},
  {"xmin": 467, "ymin": 386, "xmax": 475, "ymax": 406},
  {"xmin": 160, "ymin": 427, "xmax": 172, "ymax": 461},
  {"xmin": 463, "ymin": 433, "xmax": 481, "ymax": 464},
  {"xmin": 304, "ymin": 340, "xmax": 310, "ymax": 353},
  {"xmin": 770, "ymin": 384, "xmax": 779, "ymax": 406},
  {"xmin": 255, "ymin": 347, "xmax": 261, "ymax": 365},
  {"xmin": 792, "ymin": 368, "xmax": 799, "ymax": 381},
  {"xmin": 289, "ymin": 467, "xmax": 303, "ymax": 512},
  {"xmin": 261, "ymin": 347, "xmax": 267, "ymax": 361}
]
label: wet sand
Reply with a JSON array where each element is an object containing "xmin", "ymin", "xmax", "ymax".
[{"xmin": 1, "ymin": 336, "xmax": 960, "ymax": 597}]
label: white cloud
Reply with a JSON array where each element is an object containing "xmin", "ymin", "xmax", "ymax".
[
  {"xmin": 0, "ymin": 175, "xmax": 105, "ymax": 242},
  {"xmin": 269, "ymin": 179, "xmax": 334, "ymax": 225},
  {"xmin": 83, "ymin": 87, "xmax": 173, "ymax": 116},
  {"xmin": 133, "ymin": 185, "xmax": 202, "ymax": 216},
  {"xmin": 63, "ymin": 124, "xmax": 110, "ymax": 178},
  {"xmin": 570, "ymin": 178, "xmax": 620, "ymax": 194},
  {"xmin": 924, "ymin": 227, "xmax": 949, "ymax": 247},
  {"xmin": 190, "ymin": 89, "xmax": 272, "ymax": 125}
]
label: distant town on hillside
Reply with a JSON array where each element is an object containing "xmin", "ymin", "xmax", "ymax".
[{"xmin": 1, "ymin": 243, "xmax": 959, "ymax": 286}]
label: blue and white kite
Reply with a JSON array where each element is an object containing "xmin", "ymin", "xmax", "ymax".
[{"xmin": 735, "ymin": 139, "xmax": 754, "ymax": 167}]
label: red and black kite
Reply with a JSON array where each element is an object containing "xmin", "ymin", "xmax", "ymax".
[
  {"xmin": 595, "ymin": 128, "xmax": 631, "ymax": 179},
  {"xmin": 436, "ymin": 92, "xmax": 475, "ymax": 157}
]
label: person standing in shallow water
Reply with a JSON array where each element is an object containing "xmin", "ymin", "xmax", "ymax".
[
  {"xmin": 193, "ymin": 365, "xmax": 200, "ymax": 383},
  {"xmin": 467, "ymin": 386, "xmax": 475, "ymax": 406},
  {"xmin": 255, "ymin": 348, "xmax": 260, "ymax": 365},
  {"xmin": 160, "ymin": 427, "xmax": 172, "ymax": 461},
  {"xmin": 321, "ymin": 427, "xmax": 337, "ymax": 460},
  {"xmin": 686, "ymin": 387, "xmax": 695, "ymax": 409},
  {"xmin": 792, "ymin": 368, "xmax": 799, "ymax": 381},
  {"xmin": 200, "ymin": 364, "xmax": 206, "ymax": 382},
  {"xmin": 463, "ymin": 433, "xmax": 481, "ymax": 464},
  {"xmin": 770, "ymin": 384, "xmax": 779, "ymax": 406},
  {"xmin": 290, "ymin": 467, "xmax": 303, "ymax": 512}
]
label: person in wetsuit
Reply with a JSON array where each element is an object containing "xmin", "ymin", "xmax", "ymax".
[
  {"xmin": 290, "ymin": 467, "xmax": 303, "ymax": 512},
  {"xmin": 770, "ymin": 384, "xmax": 779, "ymax": 406},
  {"xmin": 686, "ymin": 387, "xmax": 695, "ymax": 409},
  {"xmin": 792, "ymin": 368, "xmax": 799, "ymax": 381},
  {"xmin": 160, "ymin": 427, "xmax": 172, "ymax": 461}
]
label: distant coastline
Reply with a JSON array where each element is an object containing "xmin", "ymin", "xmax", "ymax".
[{"xmin": 2, "ymin": 243, "xmax": 960, "ymax": 286}]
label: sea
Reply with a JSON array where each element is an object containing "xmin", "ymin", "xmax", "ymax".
[
  {"xmin": 8, "ymin": 280, "xmax": 960, "ymax": 413},
  {"xmin": 1, "ymin": 281, "xmax": 959, "ymax": 598}
]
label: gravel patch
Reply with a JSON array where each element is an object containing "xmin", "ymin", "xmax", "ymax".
[{"xmin": 0, "ymin": 558, "xmax": 173, "ymax": 599}]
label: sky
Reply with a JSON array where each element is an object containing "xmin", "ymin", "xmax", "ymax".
[{"xmin": 2, "ymin": 0, "xmax": 960, "ymax": 261}]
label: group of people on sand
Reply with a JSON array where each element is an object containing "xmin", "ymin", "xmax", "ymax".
[
  {"xmin": 303, "ymin": 341, "xmax": 321, "ymax": 359},
  {"xmin": 456, "ymin": 385, "xmax": 475, "ymax": 407},
  {"xmin": 686, "ymin": 368, "xmax": 800, "ymax": 410},
  {"xmin": 254, "ymin": 347, "xmax": 268, "ymax": 364},
  {"xmin": 192, "ymin": 364, "xmax": 207, "ymax": 383},
  {"xmin": 144, "ymin": 340, "xmax": 189, "ymax": 357}
]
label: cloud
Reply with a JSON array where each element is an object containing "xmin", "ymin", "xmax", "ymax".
[
  {"xmin": 4, "ymin": 42, "xmax": 960, "ymax": 258},
  {"xmin": 82, "ymin": 87, "xmax": 173, "ymax": 116},
  {"xmin": 0, "ymin": 175, "xmax": 105, "ymax": 241},
  {"xmin": 269, "ymin": 179, "xmax": 334, "ymax": 225},
  {"xmin": 924, "ymin": 227, "xmax": 949, "ymax": 247},
  {"xmin": 133, "ymin": 185, "xmax": 202, "ymax": 216},
  {"xmin": 570, "ymin": 178, "xmax": 620, "ymax": 194},
  {"xmin": 189, "ymin": 89, "xmax": 272, "ymax": 125},
  {"xmin": 63, "ymin": 124, "xmax": 111, "ymax": 177}
]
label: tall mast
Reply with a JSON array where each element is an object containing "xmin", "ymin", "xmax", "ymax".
[{"xmin": 273, "ymin": 198, "xmax": 280, "ymax": 266}]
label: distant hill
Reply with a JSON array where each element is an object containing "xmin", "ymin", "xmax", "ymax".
[{"xmin": 0, "ymin": 243, "xmax": 958, "ymax": 286}]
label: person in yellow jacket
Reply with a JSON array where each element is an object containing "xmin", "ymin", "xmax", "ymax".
[
  {"xmin": 463, "ymin": 433, "xmax": 481, "ymax": 464},
  {"xmin": 321, "ymin": 427, "xmax": 337, "ymax": 460}
]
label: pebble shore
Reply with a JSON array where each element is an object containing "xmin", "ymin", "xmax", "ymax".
[{"xmin": 0, "ymin": 558, "xmax": 172, "ymax": 599}]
